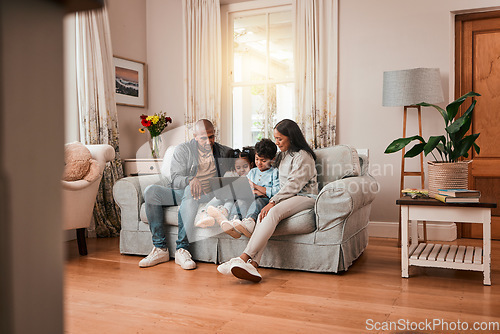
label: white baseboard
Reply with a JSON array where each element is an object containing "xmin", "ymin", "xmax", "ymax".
[{"xmin": 368, "ymin": 221, "xmax": 457, "ymax": 242}]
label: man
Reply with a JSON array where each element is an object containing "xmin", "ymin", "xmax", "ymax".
[{"xmin": 139, "ymin": 119, "xmax": 231, "ymax": 269}]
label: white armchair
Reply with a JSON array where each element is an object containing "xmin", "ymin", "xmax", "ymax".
[{"xmin": 62, "ymin": 144, "xmax": 115, "ymax": 255}]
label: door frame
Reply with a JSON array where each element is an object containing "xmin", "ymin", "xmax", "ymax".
[{"xmin": 455, "ymin": 10, "xmax": 500, "ymax": 238}]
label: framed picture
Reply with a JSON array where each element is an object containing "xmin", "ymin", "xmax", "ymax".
[{"xmin": 113, "ymin": 56, "xmax": 147, "ymax": 108}]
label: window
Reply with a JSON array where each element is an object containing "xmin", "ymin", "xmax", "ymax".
[{"xmin": 222, "ymin": 1, "xmax": 294, "ymax": 148}]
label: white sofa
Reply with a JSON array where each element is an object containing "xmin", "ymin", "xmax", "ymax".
[{"xmin": 114, "ymin": 145, "xmax": 379, "ymax": 273}]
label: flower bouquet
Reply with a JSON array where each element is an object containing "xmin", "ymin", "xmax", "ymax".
[{"xmin": 139, "ymin": 112, "xmax": 172, "ymax": 158}]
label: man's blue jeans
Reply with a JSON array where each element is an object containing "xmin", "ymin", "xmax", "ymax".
[{"xmin": 144, "ymin": 185, "xmax": 214, "ymax": 250}]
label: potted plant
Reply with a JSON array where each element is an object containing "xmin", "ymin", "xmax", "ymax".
[{"xmin": 385, "ymin": 91, "xmax": 481, "ymax": 197}]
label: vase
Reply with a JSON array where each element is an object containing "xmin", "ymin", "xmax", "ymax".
[
  {"xmin": 150, "ymin": 135, "xmax": 161, "ymax": 159},
  {"xmin": 427, "ymin": 161, "xmax": 471, "ymax": 197}
]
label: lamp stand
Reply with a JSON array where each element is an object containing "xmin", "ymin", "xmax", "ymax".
[{"xmin": 398, "ymin": 105, "xmax": 427, "ymax": 246}]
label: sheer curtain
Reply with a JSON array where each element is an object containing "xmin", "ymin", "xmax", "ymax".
[
  {"xmin": 75, "ymin": 6, "xmax": 124, "ymax": 237},
  {"xmin": 295, "ymin": 0, "xmax": 338, "ymax": 149},
  {"xmin": 182, "ymin": 0, "xmax": 222, "ymax": 138}
]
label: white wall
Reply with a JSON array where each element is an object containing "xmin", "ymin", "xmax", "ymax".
[
  {"xmin": 338, "ymin": 0, "xmax": 500, "ymax": 223},
  {"xmin": 107, "ymin": 0, "xmax": 186, "ymax": 159},
  {"xmin": 107, "ymin": 0, "xmax": 500, "ymax": 221},
  {"xmin": 146, "ymin": 0, "xmax": 185, "ymax": 140},
  {"xmin": 107, "ymin": 0, "xmax": 148, "ymax": 159}
]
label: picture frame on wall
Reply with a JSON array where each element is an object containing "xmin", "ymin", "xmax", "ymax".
[{"xmin": 113, "ymin": 56, "xmax": 147, "ymax": 108}]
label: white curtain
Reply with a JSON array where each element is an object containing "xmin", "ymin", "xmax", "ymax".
[
  {"xmin": 75, "ymin": 7, "xmax": 124, "ymax": 237},
  {"xmin": 295, "ymin": 0, "xmax": 338, "ymax": 149},
  {"xmin": 182, "ymin": 0, "xmax": 222, "ymax": 139}
]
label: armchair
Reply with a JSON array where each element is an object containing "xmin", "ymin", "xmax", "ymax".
[{"xmin": 62, "ymin": 144, "xmax": 115, "ymax": 255}]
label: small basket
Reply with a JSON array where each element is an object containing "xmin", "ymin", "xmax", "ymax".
[{"xmin": 427, "ymin": 161, "xmax": 471, "ymax": 198}]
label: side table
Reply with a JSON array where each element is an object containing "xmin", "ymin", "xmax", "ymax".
[
  {"xmin": 123, "ymin": 158, "xmax": 163, "ymax": 176},
  {"xmin": 397, "ymin": 197, "xmax": 497, "ymax": 285}
]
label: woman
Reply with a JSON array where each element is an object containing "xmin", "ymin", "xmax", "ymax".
[{"xmin": 217, "ymin": 119, "xmax": 318, "ymax": 282}]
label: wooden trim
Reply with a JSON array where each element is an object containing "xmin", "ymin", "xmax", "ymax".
[
  {"xmin": 454, "ymin": 19, "xmax": 463, "ymax": 100},
  {"xmin": 471, "ymin": 159, "xmax": 500, "ymax": 177},
  {"xmin": 455, "ymin": 10, "xmax": 500, "ymax": 22},
  {"xmin": 397, "ymin": 198, "xmax": 497, "ymax": 208}
]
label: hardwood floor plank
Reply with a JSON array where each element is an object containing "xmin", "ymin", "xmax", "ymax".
[{"xmin": 64, "ymin": 237, "xmax": 500, "ymax": 333}]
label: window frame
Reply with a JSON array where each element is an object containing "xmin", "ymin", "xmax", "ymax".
[{"xmin": 221, "ymin": 0, "xmax": 294, "ymax": 147}]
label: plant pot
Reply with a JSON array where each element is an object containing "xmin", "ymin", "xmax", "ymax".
[{"xmin": 427, "ymin": 161, "xmax": 471, "ymax": 197}]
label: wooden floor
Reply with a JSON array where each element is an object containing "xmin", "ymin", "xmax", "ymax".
[{"xmin": 65, "ymin": 237, "xmax": 500, "ymax": 333}]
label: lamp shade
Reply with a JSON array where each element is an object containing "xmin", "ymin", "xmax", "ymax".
[{"xmin": 382, "ymin": 68, "xmax": 444, "ymax": 107}]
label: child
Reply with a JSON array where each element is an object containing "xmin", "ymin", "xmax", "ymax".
[
  {"xmin": 195, "ymin": 147, "xmax": 255, "ymax": 227},
  {"xmin": 220, "ymin": 138, "xmax": 279, "ymax": 238}
]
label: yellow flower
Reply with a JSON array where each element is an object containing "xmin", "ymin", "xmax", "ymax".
[
  {"xmin": 151, "ymin": 115, "xmax": 159, "ymax": 124},
  {"xmin": 139, "ymin": 128, "xmax": 145, "ymax": 133}
]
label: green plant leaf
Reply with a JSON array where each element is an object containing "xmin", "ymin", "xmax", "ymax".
[
  {"xmin": 446, "ymin": 91, "xmax": 480, "ymax": 121},
  {"xmin": 418, "ymin": 102, "xmax": 448, "ymax": 124},
  {"xmin": 436, "ymin": 143, "xmax": 447, "ymax": 161},
  {"xmin": 424, "ymin": 135, "xmax": 446, "ymax": 156},
  {"xmin": 451, "ymin": 113, "xmax": 472, "ymax": 143},
  {"xmin": 446, "ymin": 100, "xmax": 476, "ymax": 134},
  {"xmin": 453, "ymin": 133, "xmax": 480, "ymax": 160},
  {"xmin": 473, "ymin": 142, "xmax": 480, "ymax": 155},
  {"xmin": 384, "ymin": 135, "xmax": 424, "ymax": 153},
  {"xmin": 404, "ymin": 143, "xmax": 426, "ymax": 158}
]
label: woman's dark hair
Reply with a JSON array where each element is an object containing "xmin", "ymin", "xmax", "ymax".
[
  {"xmin": 255, "ymin": 138, "xmax": 277, "ymax": 160},
  {"xmin": 274, "ymin": 119, "xmax": 316, "ymax": 166}
]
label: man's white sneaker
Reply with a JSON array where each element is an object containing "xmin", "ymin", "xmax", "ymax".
[
  {"xmin": 231, "ymin": 259, "xmax": 262, "ymax": 282},
  {"xmin": 233, "ymin": 217, "xmax": 256, "ymax": 238},
  {"xmin": 175, "ymin": 248, "xmax": 197, "ymax": 270},
  {"xmin": 195, "ymin": 209, "xmax": 215, "ymax": 228},
  {"xmin": 139, "ymin": 247, "xmax": 170, "ymax": 268},
  {"xmin": 220, "ymin": 219, "xmax": 241, "ymax": 239},
  {"xmin": 217, "ymin": 257, "xmax": 245, "ymax": 275},
  {"xmin": 207, "ymin": 205, "xmax": 229, "ymax": 225}
]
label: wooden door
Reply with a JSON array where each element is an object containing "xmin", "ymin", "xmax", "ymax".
[{"xmin": 456, "ymin": 12, "xmax": 500, "ymax": 239}]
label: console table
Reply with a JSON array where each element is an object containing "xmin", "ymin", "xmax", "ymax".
[{"xmin": 397, "ymin": 197, "xmax": 496, "ymax": 285}]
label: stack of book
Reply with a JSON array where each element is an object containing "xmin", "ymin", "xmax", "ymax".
[{"xmin": 434, "ymin": 189, "xmax": 481, "ymax": 203}]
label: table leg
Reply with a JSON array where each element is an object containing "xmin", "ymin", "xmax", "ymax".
[
  {"xmin": 410, "ymin": 218, "xmax": 419, "ymax": 247},
  {"xmin": 401, "ymin": 205, "xmax": 409, "ymax": 278},
  {"xmin": 483, "ymin": 209, "xmax": 491, "ymax": 286}
]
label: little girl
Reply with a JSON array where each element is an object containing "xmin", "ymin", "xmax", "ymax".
[{"xmin": 195, "ymin": 147, "xmax": 255, "ymax": 227}]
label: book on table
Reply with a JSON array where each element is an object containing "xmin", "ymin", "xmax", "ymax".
[
  {"xmin": 434, "ymin": 194, "xmax": 480, "ymax": 203},
  {"xmin": 437, "ymin": 188, "xmax": 481, "ymax": 198},
  {"xmin": 402, "ymin": 188, "xmax": 429, "ymax": 199}
]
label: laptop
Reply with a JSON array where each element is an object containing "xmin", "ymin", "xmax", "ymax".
[{"xmin": 208, "ymin": 176, "xmax": 255, "ymax": 201}]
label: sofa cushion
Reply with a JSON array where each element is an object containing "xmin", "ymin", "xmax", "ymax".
[
  {"xmin": 314, "ymin": 145, "xmax": 360, "ymax": 189},
  {"xmin": 273, "ymin": 207, "xmax": 316, "ymax": 236},
  {"xmin": 160, "ymin": 145, "xmax": 177, "ymax": 183},
  {"xmin": 140, "ymin": 203, "xmax": 180, "ymax": 225},
  {"xmin": 140, "ymin": 203, "xmax": 316, "ymax": 236}
]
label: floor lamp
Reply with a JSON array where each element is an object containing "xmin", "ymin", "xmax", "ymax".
[{"xmin": 383, "ymin": 68, "xmax": 444, "ymax": 245}]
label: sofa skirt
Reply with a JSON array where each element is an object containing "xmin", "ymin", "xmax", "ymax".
[{"xmin": 120, "ymin": 224, "xmax": 368, "ymax": 273}]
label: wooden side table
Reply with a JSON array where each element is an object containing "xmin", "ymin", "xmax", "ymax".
[{"xmin": 396, "ymin": 197, "xmax": 497, "ymax": 285}]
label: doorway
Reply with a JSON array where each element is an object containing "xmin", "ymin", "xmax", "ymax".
[{"xmin": 455, "ymin": 11, "xmax": 500, "ymax": 239}]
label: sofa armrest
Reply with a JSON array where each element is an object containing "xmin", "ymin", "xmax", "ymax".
[
  {"xmin": 314, "ymin": 174, "xmax": 379, "ymax": 234},
  {"xmin": 113, "ymin": 174, "xmax": 171, "ymax": 228}
]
